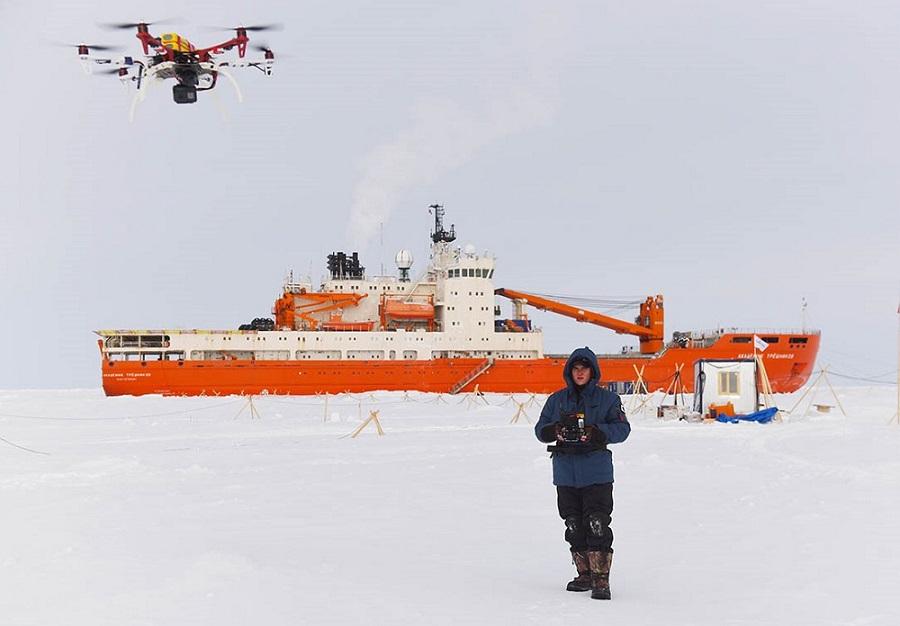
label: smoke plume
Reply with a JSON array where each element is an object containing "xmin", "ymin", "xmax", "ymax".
[{"xmin": 347, "ymin": 6, "xmax": 572, "ymax": 249}]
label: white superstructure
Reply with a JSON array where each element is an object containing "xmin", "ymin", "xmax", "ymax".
[{"xmin": 98, "ymin": 207, "xmax": 543, "ymax": 364}]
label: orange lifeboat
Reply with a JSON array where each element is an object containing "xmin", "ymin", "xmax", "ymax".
[
  {"xmin": 380, "ymin": 297, "xmax": 435, "ymax": 330},
  {"xmin": 382, "ymin": 300, "xmax": 434, "ymax": 320}
]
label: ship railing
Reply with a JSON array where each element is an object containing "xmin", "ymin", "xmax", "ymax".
[{"xmin": 684, "ymin": 327, "xmax": 821, "ymax": 339}]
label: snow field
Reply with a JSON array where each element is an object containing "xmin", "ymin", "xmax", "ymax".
[{"xmin": 0, "ymin": 387, "xmax": 898, "ymax": 626}]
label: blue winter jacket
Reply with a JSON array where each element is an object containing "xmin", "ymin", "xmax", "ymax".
[{"xmin": 534, "ymin": 347, "xmax": 631, "ymax": 487}]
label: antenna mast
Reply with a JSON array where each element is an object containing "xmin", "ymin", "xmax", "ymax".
[{"xmin": 430, "ymin": 204, "xmax": 456, "ymax": 244}]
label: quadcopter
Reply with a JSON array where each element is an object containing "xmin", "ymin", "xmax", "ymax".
[{"xmin": 73, "ymin": 21, "xmax": 279, "ymax": 117}]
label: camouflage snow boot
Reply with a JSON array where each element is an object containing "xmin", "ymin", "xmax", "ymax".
[
  {"xmin": 588, "ymin": 551, "xmax": 612, "ymax": 600},
  {"xmin": 566, "ymin": 551, "xmax": 591, "ymax": 592}
]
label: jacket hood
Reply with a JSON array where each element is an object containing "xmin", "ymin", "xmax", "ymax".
[{"xmin": 563, "ymin": 346, "xmax": 601, "ymax": 389}]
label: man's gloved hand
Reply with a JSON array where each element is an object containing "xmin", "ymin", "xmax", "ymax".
[
  {"xmin": 539, "ymin": 422, "xmax": 560, "ymax": 442},
  {"xmin": 555, "ymin": 423, "xmax": 567, "ymax": 441},
  {"xmin": 580, "ymin": 424, "xmax": 608, "ymax": 444}
]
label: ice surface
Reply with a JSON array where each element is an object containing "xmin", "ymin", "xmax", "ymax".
[{"xmin": 0, "ymin": 387, "xmax": 898, "ymax": 625}]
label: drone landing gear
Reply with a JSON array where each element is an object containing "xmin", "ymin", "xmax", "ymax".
[
  {"xmin": 215, "ymin": 66, "xmax": 244, "ymax": 103},
  {"xmin": 130, "ymin": 71, "xmax": 154, "ymax": 123}
]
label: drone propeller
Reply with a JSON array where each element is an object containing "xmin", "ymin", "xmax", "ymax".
[
  {"xmin": 99, "ymin": 18, "xmax": 178, "ymax": 30},
  {"xmin": 207, "ymin": 23, "xmax": 283, "ymax": 33},
  {"xmin": 54, "ymin": 42, "xmax": 123, "ymax": 52},
  {"xmin": 251, "ymin": 43, "xmax": 288, "ymax": 59},
  {"xmin": 240, "ymin": 24, "xmax": 283, "ymax": 32}
]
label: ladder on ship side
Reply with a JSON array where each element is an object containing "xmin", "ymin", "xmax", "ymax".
[{"xmin": 449, "ymin": 357, "xmax": 495, "ymax": 395}]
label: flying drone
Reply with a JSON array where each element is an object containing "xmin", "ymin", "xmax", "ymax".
[{"xmin": 73, "ymin": 21, "xmax": 279, "ymax": 117}]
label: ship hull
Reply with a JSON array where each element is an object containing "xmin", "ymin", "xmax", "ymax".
[{"xmin": 101, "ymin": 333, "xmax": 819, "ymax": 397}]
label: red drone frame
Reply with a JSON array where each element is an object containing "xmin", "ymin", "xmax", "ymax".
[{"xmin": 73, "ymin": 21, "xmax": 280, "ymax": 117}]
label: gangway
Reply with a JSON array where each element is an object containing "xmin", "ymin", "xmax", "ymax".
[{"xmin": 449, "ymin": 357, "xmax": 495, "ymax": 394}]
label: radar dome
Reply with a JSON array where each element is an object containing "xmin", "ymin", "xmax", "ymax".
[
  {"xmin": 463, "ymin": 244, "xmax": 476, "ymax": 256},
  {"xmin": 395, "ymin": 249, "xmax": 414, "ymax": 270}
]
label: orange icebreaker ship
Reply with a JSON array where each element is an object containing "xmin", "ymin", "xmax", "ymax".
[{"xmin": 97, "ymin": 207, "xmax": 819, "ymax": 396}]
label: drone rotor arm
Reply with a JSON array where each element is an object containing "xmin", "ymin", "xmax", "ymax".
[
  {"xmin": 193, "ymin": 37, "xmax": 242, "ymax": 57},
  {"xmin": 221, "ymin": 56, "xmax": 275, "ymax": 76},
  {"xmin": 89, "ymin": 55, "xmax": 137, "ymax": 67}
]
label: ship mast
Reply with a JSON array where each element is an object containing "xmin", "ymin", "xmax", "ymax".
[
  {"xmin": 430, "ymin": 203, "xmax": 456, "ymax": 244},
  {"xmin": 428, "ymin": 203, "xmax": 457, "ymax": 275}
]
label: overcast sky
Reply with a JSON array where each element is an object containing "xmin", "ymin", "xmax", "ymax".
[{"xmin": 1, "ymin": 0, "xmax": 897, "ymax": 389}]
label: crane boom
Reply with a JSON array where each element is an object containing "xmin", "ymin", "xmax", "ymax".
[{"xmin": 494, "ymin": 288, "xmax": 665, "ymax": 354}]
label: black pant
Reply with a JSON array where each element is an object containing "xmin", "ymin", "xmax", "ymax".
[{"xmin": 557, "ymin": 483, "xmax": 614, "ymax": 553}]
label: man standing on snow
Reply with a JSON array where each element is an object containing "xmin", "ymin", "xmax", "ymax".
[{"xmin": 534, "ymin": 346, "xmax": 631, "ymax": 600}]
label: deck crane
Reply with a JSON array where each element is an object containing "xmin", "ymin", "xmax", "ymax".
[{"xmin": 494, "ymin": 289, "xmax": 665, "ymax": 354}]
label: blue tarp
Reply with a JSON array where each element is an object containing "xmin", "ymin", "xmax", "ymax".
[{"xmin": 715, "ymin": 407, "xmax": 778, "ymax": 424}]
